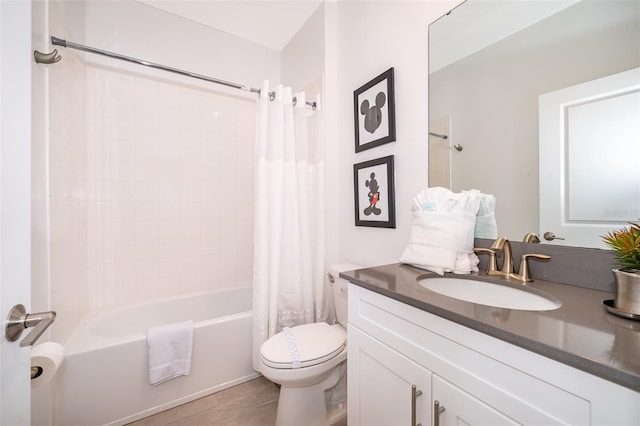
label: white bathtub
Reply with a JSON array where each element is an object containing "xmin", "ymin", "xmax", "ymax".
[{"xmin": 55, "ymin": 287, "xmax": 258, "ymax": 426}]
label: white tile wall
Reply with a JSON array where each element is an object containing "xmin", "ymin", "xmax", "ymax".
[
  {"xmin": 49, "ymin": 47, "xmax": 256, "ymax": 343},
  {"xmin": 85, "ymin": 67, "xmax": 256, "ymax": 307},
  {"xmin": 49, "ymin": 46, "xmax": 89, "ymax": 343}
]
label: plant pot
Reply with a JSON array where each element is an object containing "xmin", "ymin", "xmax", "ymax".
[
  {"xmin": 612, "ymin": 269, "xmax": 640, "ymax": 315},
  {"xmin": 606, "ymin": 314, "xmax": 640, "ymax": 370}
]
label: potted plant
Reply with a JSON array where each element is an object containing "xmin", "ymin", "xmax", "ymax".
[{"xmin": 602, "ymin": 222, "xmax": 640, "ymax": 315}]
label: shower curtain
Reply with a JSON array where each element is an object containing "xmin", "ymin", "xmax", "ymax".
[{"xmin": 252, "ymin": 82, "xmax": 325, "ymax": 370}]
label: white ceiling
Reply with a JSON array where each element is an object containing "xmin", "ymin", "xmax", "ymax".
[{"xmin": 136, "ymin": 0, "xmax": 323, "ymax": 51}]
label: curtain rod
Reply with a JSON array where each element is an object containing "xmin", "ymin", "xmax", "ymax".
[{"xmin": 36, "ymin": 36, "xmax": 316, "ymax": 109}]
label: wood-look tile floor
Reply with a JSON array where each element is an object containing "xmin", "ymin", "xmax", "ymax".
[
  {"xmin": 126, "ymin": 376, "xmax": 348, "ymax": 426},
  {"xmin": 127, "ymin": 377, "xmax": 279, "ymax": 426}
]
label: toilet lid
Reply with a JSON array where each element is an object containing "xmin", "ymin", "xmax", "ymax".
[{"xmin": 260, "ymin": 322, "xmax": 346, "ymax": 369}]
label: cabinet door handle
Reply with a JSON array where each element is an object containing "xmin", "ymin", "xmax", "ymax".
[
  {"xmin": 411, "ymin": 384, "xmax": 423, "ymax": 426},
  {"xmin": 434, "ymin": 400, "xmax": 446, "ymax": 426}
]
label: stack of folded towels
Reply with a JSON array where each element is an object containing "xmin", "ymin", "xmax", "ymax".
[
  {"xmin": 400, "ymin": 187, "xmax": 493, "ymax": 275},
  {"xmin": 463, "ymin": 189, "xmax": 497, "ymax": 239}
]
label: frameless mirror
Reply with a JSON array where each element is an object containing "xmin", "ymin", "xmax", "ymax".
[{"xmin": 428, "ymin": 0, "xmax": 640, "ymax": 248}]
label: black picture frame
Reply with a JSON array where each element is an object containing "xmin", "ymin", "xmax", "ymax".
[
  {"xmin": 353, "ymin": 68, "xmax": 396, "ymax": 153},
  {"xmin": 353, "ymin": 155, "xmax": 396, "ymax": 228}
]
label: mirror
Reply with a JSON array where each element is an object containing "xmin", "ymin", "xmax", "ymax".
[{"xmin": 428, "ymin": 0, "xmax": 640, "ymax": 248}]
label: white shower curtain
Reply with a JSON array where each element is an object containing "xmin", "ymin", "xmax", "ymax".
[{"xmin": 252, "ymin": 82, "xmax": 325, "ymax": 370}]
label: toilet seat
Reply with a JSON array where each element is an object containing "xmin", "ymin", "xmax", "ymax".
[{"xmin": 260, "ymin": 322, "xmax": 346, "ymax": 369}]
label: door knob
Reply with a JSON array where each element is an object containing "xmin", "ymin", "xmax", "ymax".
[
  {"xmin": 5, "ymin": 304, "xmax": 56, "ymax": 347},
  {"xmin": 543, "ymin": 232, "xmax": 565, "ymax": 241}
]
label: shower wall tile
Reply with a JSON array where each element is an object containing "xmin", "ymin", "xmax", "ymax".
[
  {"xmin": 87, "ymin": 67, "xmax": 256, "ymax": 308},
  {"xmin": 49, "ymin": 44, "xmax": 89, "ymax": 343}
]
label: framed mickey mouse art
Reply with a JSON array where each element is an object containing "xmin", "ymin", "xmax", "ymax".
[
  {"xmin": 353, "ymin": 68, "xmax": 396, "ymax": 153},
  {"xmin": 353, "ymin": 155, "xmax": 396, "ymax": 228}
]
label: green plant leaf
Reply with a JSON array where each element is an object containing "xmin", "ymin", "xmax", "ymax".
[{"xmin": 602, "ymin": 222, "xmax": 640, "ymax": 270}]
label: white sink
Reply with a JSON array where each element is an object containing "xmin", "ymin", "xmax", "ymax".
[{"xmin": 418, "ymin": 277, "xmax": 561, "ymax": 311}]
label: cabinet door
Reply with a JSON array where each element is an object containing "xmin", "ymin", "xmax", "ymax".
[
  {"xmin": 348, "ymin": 325, "xmax": 431, "ymax": 426},
  {"xmin": 433, "ymin": 375, "xmax": 519, "ymax": 426}
]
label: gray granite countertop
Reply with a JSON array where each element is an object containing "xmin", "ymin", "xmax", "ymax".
[{"xmin": 341, "ymin": 263, "xmax": 640, "ymax": 392}]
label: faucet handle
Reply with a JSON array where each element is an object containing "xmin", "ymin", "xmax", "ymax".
[
  {"xmin": 517, "ymin": 253, "xmax": 551, "ymax": 282},
  {"xmin": 474, "ymin": 248, "xmax": 499, "ymax": 273}
]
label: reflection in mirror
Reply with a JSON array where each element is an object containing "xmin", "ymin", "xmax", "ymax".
[
  {"xmin": 539, "ymin": 68, "xmax": 640, "ymax": 248},
  {"xmin": 428, "ymin": 0, "xmax": 640, "ymax": 248}
]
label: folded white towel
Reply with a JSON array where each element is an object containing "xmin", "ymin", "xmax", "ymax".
[
  {"xmin": 400, "ymin": 188, "xmax": 480, "ymax": 275},
  {"xmin": 452, "ymin": 251, "xmax": 480, "ymax": 275},
  {"xmin": 400, "ymin": 209, "xmax": 479, "ymax": 275},
  {"xmin": 463, "ymin": 189, "xmax": 497, "ymax": 239},
  {"xmin": 410, "ymin": 186, "xmax": 458, "ymax": 213},
  {"xmin": 147, "ymin": 320, "xmax": 194, "ymax": 386}
]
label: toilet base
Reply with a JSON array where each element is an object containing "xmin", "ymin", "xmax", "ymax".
[
  {"xmin": 274, "ymin": 364, "xmax": 343, "ymax": 426},
  {"xmin": 327, "ymin": 404, "xmax": 347, "ymax": 426}
]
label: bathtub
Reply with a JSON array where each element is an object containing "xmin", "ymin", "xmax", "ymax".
[{"xmin": 55, "ymin": 287, "xmax": 259, "ymax": 426}]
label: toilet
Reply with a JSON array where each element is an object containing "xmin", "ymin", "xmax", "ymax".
[{"xmin": 258, "ymin": 263, "xmax": 360, "ymax": 426}]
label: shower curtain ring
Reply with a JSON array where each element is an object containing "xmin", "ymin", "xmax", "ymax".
[
  {"xmin": 269, "ymin": 91, "xmax": 276, "ymax": 102},
  {"xmin": 34, "ymin": 49, "xmax": 62, "ymax": 64}
]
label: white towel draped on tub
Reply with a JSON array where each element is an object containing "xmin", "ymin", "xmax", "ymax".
[{"xmin": 147, "ymin": 320, "xmax": 194, "ymax": 386}]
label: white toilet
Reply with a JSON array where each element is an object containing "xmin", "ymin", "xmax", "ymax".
[{"xmin": 258, "ymin": 263, "xmax": 360, "ymax": 426}]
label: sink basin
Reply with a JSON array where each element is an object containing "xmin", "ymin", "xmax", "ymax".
[{"xmin": 418, "ymin": 277, "xmax": 561, "ymax": 311}]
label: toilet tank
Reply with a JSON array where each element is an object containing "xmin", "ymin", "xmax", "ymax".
[{"xmin": 329, "ymin": 263, "xmax": 361, "ymax": 327}]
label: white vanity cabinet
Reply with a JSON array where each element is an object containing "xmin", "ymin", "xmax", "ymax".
[
  {"xmin": 432, "ymin": 375, "xmax": 521, "ymax": 426},
  {"xmin": 348, "ymin": 326, "xmax": 431, "ymax": 426},
  {"xmin": 347, "ymin": 284, "xmax": 640, "ymax": 426}
]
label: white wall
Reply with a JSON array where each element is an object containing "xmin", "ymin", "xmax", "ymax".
[
  {"xmin": 281, "ymin": 4, "xmax": 324, "ymax": 93},
  {"xmin": 325, "ymin": 1, "xmax": 462, "ymax": 268},
  {"xmin": 84, "ymin": 0, "xmax": 280, "ymax": 97}
]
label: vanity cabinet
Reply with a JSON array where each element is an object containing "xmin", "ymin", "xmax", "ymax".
[
  {"xmin": 349, "ymin": 326, "xmax": 431, "ymax": 426},
  {"xmin": 432, "ymin": 375, "xmax": 520, "ymax": 426},
  {"xmin": 349, "ymin": 325, "xmax": 514, "ymax": 426},
  {"xmin": 347, "ymin": 284, "xmax": 639, "ymax": 426}
]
